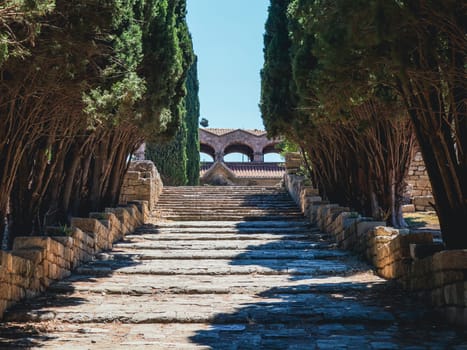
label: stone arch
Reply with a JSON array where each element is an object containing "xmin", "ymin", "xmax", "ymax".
[
  {"xmin": 224, "ymin": 143, "xmax": 254, "ymax": 162},
  {"xmin": 200, "ymin": 143, "xmax": 216, "ymax": 161},
  {"xmin": 262, "ymin": 143, "xmax": 282, "ymax": 155}
]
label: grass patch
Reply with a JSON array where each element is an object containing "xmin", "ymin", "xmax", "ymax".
[{"xmin": 404, "ymin": 211, "xmax": 439, "ymax": 229}]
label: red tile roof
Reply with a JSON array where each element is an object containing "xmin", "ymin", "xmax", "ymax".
[
  {"xmin": 200, "ymin": 162, "xmax": 285, "ymax": 178},
  {"xmin": 201, "ymin": 128, "xmax": 268, "ymax": 137}
]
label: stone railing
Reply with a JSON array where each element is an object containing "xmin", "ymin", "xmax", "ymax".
[
  {"xmin": 1, "ymin": 160, "xmax": 162, "ymax": 320},
  {"xmin": 284, "ymin": 173, "xmax": 466, "ymax": 328}
]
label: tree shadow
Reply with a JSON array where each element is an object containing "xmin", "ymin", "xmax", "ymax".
[
  {"xmin": 0, "ymin": 236, "xmax": 144, "ymax": 349},
  {"xmin": 189, "ymin": 280, "xmax": 467, "ymax": 348},
  {"xmin": 188, "ymin": 193, "xmax": 467, "ymax": 349}
]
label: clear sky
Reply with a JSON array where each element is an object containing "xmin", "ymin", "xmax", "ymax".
[{"xmin": 186, "ymin": 0, "xmax": 269, "ymax": 131}]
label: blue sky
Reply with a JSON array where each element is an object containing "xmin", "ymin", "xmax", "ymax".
[{"xmin": 186, "ymin": 0, "xmax": 269, "ymax": 131}]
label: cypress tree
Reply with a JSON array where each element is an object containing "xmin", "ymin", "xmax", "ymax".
[
  {"xmin": 185, "ymin": 57, "xmax": 200, "ymax": 185},
  {"xmin": 145, "ymin": 0, "xmax": 199, "ymax": 186}
]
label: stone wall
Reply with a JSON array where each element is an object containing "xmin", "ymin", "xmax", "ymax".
[
  {"xmin": 405, "ymin": 150, "xmax": 434, "ymax": 211},
  {"xmin": 0, "ymin": 201, "xmax": 149, "ymax": 320},
  {"xmin": 119, "ymin": 160, "xmax": 163, "ymax": 210},
  {"xmin": 0, "ymin": 160, "xmax": 162, "ymax": 320},
  {"xmin": 285, "ymin": 174, "xmax": 466, "ymax": 328}
]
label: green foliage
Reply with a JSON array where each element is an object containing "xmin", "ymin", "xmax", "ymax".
[
  {"xmin": 260, "ymin": 0, "xmax": 296, "ymax": 138},
  {"xmin": 277, "ymin": 139, "xmax": 298, "ymax": 157},
  {"xmin": 146, "ymin": 120, "xmax": 188, "ymax": 186},
  {"xmin": 185, "ymin": 58, "xmax": 200, "ymax": 185},
  {"xmin": 0, "ymin": 0, "xmax": 55, "ymax": 65},
  {"xmin": 141, "ymin": 0, "xmax": 194, "ymax": 139},
  {"xmin": 261, "ymin": 0, "xmax": 467, "ymax": 247},
  {"xmin": 146, "ymin": 57, "xmax": 199, "ymax": 187},
  {"xmin": 145, "ymin": 1, "xmax": 197, "ymax": 186},
  {"xmin": 0, "ymin": 0, "xmax": 199, "ymax": 245}
]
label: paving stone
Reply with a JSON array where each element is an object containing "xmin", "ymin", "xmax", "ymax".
[{"xmin": 0, "ymin": 186, "xmax": 466, "ymax": 349}]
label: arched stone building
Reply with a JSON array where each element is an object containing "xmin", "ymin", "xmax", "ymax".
[
  {"xmin": 199, "ymin": 128, "xmax": 285, "ymax": 186},
  {"xmin": 199, "ymin": 128, "xmax": 282, "ymax": 162}
]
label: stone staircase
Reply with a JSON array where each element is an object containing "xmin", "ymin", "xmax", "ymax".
[
  {"xmin": 156, "ymin": 186, "xmax": 303, "ymax": 221},
  {"xmin": 1, "ymin": 186, "xmax": 465, "ymax": 349}
]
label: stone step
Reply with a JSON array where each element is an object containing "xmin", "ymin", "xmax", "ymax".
[
  {"xmin": 157, "ymin": 205, "xmax": 300, "ymax": 210},
  {"xmin": 146, "ymin": 221, "xmax": 312, "ymax": 229},
  {"xmin": 48, "ymin": 273, "xmax": 382, "ymax": 295},
  {"xmin": 5, "ymin": 292, "xmax": 395, "ymax": 325},
  {"xmin": 158, "ymin": 199, "xmax": 297, "ymax": 203},
  {"xmin": 157, "ymin": 202, "xmax": 297, "ymax": 207},
  {"xmin": 157, "ymin": 211, "xmax": 303, "ymax": 217},
  {"xmin": 2, "ymin": 185, "xmax": 465, "ymax": 350},
  {"xmin": 94, "ymin": 248, "xmax": 350, "ymax": 261},
  {"xmin": 160, "ymin": 186, "xmax": 284, "ymax": 191},
  {"xmin": 113, "ymin": 240, "xmax": 334, "ymax": 250},
  {"xmin": 124, "ymin": 233, "xmax": 323, "ymax": 241},
  {"xmin": 74, "ymin": 257, "xmax": 359, "ymax": 276},
  {"xmin": 160, "ymin": 215, "xmax": 305, "ymax": 221},
  {"xmin": 156, "ymin": 206, "xmax": 300, "ymax": 211}
]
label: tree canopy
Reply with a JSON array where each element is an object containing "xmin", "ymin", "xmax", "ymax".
[
  {"xmin": 0, "ymin": 0, "xmax": 196, "ymax": 247},
  {"xmin": 261, "ymin": 0, "xmax": 467, "ymax": 248}
]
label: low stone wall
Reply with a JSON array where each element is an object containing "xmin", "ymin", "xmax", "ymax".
[
  {"xmin": 0, "ymin": 199, "xmax": 150, "ymax": 321},
  {"xmin": 285, "ymin": 173, "xmax": 466, "ymax": 327},
  {"xmin": 119, "ymin": 160, "xmax": 163, "ymax": 210}
]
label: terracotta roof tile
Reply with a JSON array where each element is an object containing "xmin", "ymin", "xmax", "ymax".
[
  {"xmin": 201, "ymin": 128, "xmax": 267, "ymax": 137},
  {"xmin": 200, "ymin": 162, "xmax": 284, "ymax": 178}
]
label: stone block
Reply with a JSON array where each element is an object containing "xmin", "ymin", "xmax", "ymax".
[
  {"xmin": 409, "ymin": 243, "xmax": 444, "ymax": 260},
  {"xmin": 402, "ymin": 204, "xmax": 415, "ymax": 213},
  {"xmin": 9, "ymin": 285, "xmax": 25, "ymax": 301},
  {"xmin": 105, "ymin": 207, "xmax": 131, "ymax": 234},
  {"xmin": 432, "ymin": 250, "xmax": 467, "ymax": 271},
  {"xmin": 413, "ymin": 196, "xmax": 435, "ymax": 210},
  {"xmin": 372, "ymin": 226, "xmax": 399, "ymax": 237},
  {"xmin": 357, "ymin": 221, "xmax": 386, "ymax": 238},
  {"xmin": 0, "ymin": 298, "xmax": 8, "ymax": 316},
  {"xmin": 301, "ymin": 186, "xmax": 319, "ymax": 197},
  {"xmin": 285, "ymin": 152, "xmax": 302, "ymax": 170},
  {"xmin": 395, "ymin": 233, "xmax": 433, "ymax": 258},
  {"xmin": 71, "ymin": 217, "xmax": 101, "ymax": 235},
  {"xmin": 125, "ymin": 171, "xmax": 141, "ymax": 180},
  {"xmin": 1, "ymin": 252, "xmax": 13, "ymax": 272},
  {"xmin": 433, "ymin": 270, "xmax": 465, "ymax": 290},
  {"xmin": 48, "ymin": 240, "xmax": 65, "ymax": 258},
  {"xmin": 0, "ymin": 284, "xmax": 12, "ymax": 300},
  {"xmin": 13, "ymin": 236, "xmax": 52, "ymax": 251},
  {"xmin": 443, "ymin": 282, "xmax": 465, "ymax": 306},
  {"xmin": 13, "ymin": 248, "xmax": 44, "ymax": 265},
  {"xmin": 51, "ymin": 236, "xmax": 74, "ymax": 248},
  {"xmin": 72, "ymin": 229, "xmax": 94, "ymax": 249},
  {"xmin": 10, "ymin": 254, "xmax": 33, "ymax": 276},
  {"xmin": 89, "ymin": 212, "xmax": 114, "ymax": 221}
]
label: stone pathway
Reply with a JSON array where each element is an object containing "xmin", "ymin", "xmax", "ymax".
[{"xmin": 0, "ymin": 186, "xmax": 466, "ymax": 349}]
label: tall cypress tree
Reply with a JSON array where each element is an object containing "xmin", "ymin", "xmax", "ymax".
[
  {"xmin": 145, "ymin": 0, "xmax": 197, "ymax": 186},
  {"xmin": 185, "ymin": 57, "xmax": 200, "ymax": 185},
  {"xmin": 260, "ymin": 0, "xmax": 296, "ymax": 138}
]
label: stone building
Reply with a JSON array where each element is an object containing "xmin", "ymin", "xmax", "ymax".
[{"xmin": 199, "ymin": 128, "xmax": 285, "ymax": 186}]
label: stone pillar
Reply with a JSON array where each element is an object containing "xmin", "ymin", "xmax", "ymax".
[
  {"xmin": 119, "ymin": 160, "xmax": 163, "ymax": 210},
  {"xmin": 253, "ymin": 152, "xmax": 264, "ymax": 163},
  {"xmin": 215, "ymin": 151, "xmax": 224, "ymax": 162}
]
